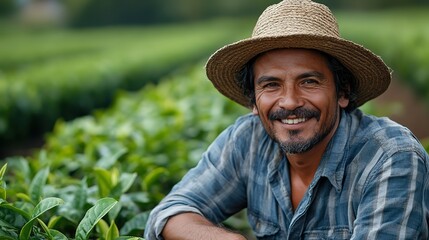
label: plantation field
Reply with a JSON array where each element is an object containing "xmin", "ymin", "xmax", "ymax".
[
  {"xmin": 1, "ymin": 8, "xmax": 429, "ymax": 239},
  {"xmin": 0, "ymin": 63, "xmax": 249, "ymax": 239},
  {"xmin": 1, "ymin": 8, "xmax": 429, "ymax": 145},
  {"xmin": 0, "ymin": 18, "xmax": 252, "ymax": 143}
]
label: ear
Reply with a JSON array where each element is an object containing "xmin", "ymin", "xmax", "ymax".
[
  {"xmin": 338, "ymin": 95, "xmax": 349, "ymax": 109},
  {"xmin": 252, "ymin": 105, "xmax": 259, "ymax": 115}
]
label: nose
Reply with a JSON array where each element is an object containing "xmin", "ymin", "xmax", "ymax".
[{"xmin": 277, "ymin": 86, "xmax": 304, "ymax": 110}]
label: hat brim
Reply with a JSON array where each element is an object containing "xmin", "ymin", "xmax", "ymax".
[{"xmin": 206, "ymin": 34, "xmax": 391, "ymax": 108}]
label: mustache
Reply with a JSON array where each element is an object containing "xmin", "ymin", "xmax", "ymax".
[{"xmin": 268, "ymin": 107, "xmax": 320, "ymax": 121}]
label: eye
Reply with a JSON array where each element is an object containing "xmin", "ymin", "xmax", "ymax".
[
  {"xmin": 301, "ymin": 79, "xmax": 319, "ymax": 85},
  {"xmin": 262, "ymin": 81, "xmax": 280, "ymax": 89}
]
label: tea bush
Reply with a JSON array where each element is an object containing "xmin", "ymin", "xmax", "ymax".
[
  {"xmin": 0, "ymin": 63, "xmax": 248, "ymax": 239},
  {"xmin": 0, "ymin": 19, "xmax": 251, "ymax": 142}
]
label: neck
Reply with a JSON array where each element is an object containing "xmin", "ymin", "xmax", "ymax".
[
  {"xmin": 287, "ymin": 148, "xmax": 323, "ymax": 185},
  {"xmin": 286, "ymin": 112, "xmax": 340, "ymax": 184}
]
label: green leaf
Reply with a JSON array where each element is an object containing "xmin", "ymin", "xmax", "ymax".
[
  {"xmin": 31, "ymin": 197, "xmax": 64, "ymax": 219},
  {"xmin": 0, "ymin": 163, "xmax": 7, "ymax": 200},
  {"xmin": 106, "ymin": 221, "xmax": 119, "ymax": 240},
  {"xmin": 57, "ymin": 179, "xmax": 88, "ymax": 224},
  {"xmin": 37, "ymin": 218, "xmax": 53, "ymax": 239},
  {"xmin": 0, "ymin": 163, "xmax": 7, "ymax": 180},
  {"xmin": 0, "ymin": 185, "xmax": 6, "ymax": 201},
  {"xmin": 0, "ymin": 235, "xmax": 16, "ymax": 240},
  {"xmin": 47, "ymin": 215, "xmax": 62, "ymax": 229},
  {"xmin": 0, "ymin": 217, "xmax": 16, "ymax": 234},
  {"xmin": 94, "ymin": 168, "xmax": 115, "ymax": 198},
  {"xmin": 75, "ymin": 197, "xmax": 118, "ymax": 240},
  {"xmin": 107, "ymin": 201, "xmax": 121, "ymax": 224},
  {"xmin": 29, "ymin": 167, "xmax": 50, "ymax": 203},
  {"xmin": 19, "ymin": 197, "xmax": 64, "ymax": 240},
  {"xmin": 142, "ymin": 167, "xmax": 169, "ymax": 191},
  {"xmin": 73, "ymin": 177, "xmax": 88, "ymax": 210},
  {"xmin": 120, "ymin": 211, "xmax": 150, "ymax": 235},
  {"xmin": 96, "ymin": 219, "xmax": 109, "ymax": 238},
  {"xmin": 49, "ymin": 229, "xmax": 68, "ymax": 240},
  {"xmin": 16, "ymin": 193, "xmax": 32, "ymax": 203},
  {"xmin": 0, "ymin": 202, "xmax": 31, "ymax": 220},
  {"xmin": 6, "ymin": 157, "xmax": 31, "ymax": 186},
  {"xmin": 95, "ymin": 146, "xmax": 127, "ymax": 169},
  {"xmin": 110, "ymin": 172, "xmax": 137, "ymax": 198}
]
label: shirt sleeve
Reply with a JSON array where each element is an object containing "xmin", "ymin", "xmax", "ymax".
[
  {"xmin": 144, "ymin": 119, "xmax": 250, "ymax": 239},
  {"xmin": 351, "ymin": 149, "xmax": 429, "ymax": 239}
]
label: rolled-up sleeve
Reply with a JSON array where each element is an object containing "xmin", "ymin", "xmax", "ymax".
[{"xmin": 144, "ymin": 120, "xmax": 250, "ymax": 239}]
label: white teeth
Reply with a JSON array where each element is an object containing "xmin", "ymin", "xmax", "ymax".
[{"xmin": 281, "ymin": 118, "xmax": 306, "ymax": 124}]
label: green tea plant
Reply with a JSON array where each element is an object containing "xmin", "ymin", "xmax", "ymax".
[
  {"xmin": 0, "ymin": 163, "xmax": 141, "ymax": 239},
  {"xmin": 1, "ymin": 63, "xmax": 248, "ymax": 238},
  {"xmin": 0, "ymin": 18, "xmax": 251, "ymax": 142}
]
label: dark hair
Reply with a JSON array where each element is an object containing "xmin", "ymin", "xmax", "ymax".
[{"xmin": 235, "ymin": 49, "xmax": 358, "ymax": 112}]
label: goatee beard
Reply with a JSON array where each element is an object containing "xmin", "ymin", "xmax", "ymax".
[
  {"xmin": 278, "ymin": 129, "xmax": 328, "ymax": 154},
  {"xmin": 268, "ymin": 107, "xmax": 338, "ymax": 154}
]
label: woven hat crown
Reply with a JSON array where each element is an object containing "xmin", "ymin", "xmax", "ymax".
[
  {"xmin": 253, "ymin": 0, "xmax": 339, "ymax": 39},
  {"xmin": 205, "ymin": 0, "xmax": 391, "ymax": 108}
]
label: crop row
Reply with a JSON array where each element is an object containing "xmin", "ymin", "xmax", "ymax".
[
  {"xmin": 0, "ymin": 63, "xmax": 249, "ymax": 238},
  {"xmin": 0, "ymin": 19, "xmax": 251, "ymax": 142}
]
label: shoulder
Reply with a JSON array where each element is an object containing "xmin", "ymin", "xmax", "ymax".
[
  {"xmin": 222, "ymin": 113, "xmax": 267, "ymax": 141},
  {"xmin": 354, "ymin": 110, "xmax": 422, "ymax": 148},
  {"xmin": 208, "ymin": 113, "xmax": 277, "ymax": 165},
  {"xmin": 348, "ymin": 109, "xmax": 429, "ymax": 164},
  {"xmin": 344, "ymin": 111, "xmax": 429, "ymax": 203}
]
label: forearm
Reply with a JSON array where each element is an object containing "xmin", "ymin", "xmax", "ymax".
[{"xmin": 162, "ymin": 212, "xmax": 246, "ymax": 240}]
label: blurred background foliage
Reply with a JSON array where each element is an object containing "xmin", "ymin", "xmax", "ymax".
[
  {"xmin": 0, "ymin": 0, "xmax": 428, "ymax": 149},
  {"xmin": 0, "ymin": 0, "xmax": 428, "ymax": 28},
  {"xmin": 0, "ymin": 0, "xmax": 427, "ymax": 148}
]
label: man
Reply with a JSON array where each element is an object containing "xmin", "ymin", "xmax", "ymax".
[{"xmin": 145, "ymin": 0, "xmax": 429, "ymax": 239}]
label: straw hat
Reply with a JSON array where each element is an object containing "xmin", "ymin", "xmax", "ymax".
[{"xmin": 206, "ymin": 0, "xmax": 391, "ymax": 108}]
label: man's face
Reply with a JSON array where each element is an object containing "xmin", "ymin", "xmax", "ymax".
[{"xmin": 252, "ymin": 49, "xmax": 349, "ymax": 154}]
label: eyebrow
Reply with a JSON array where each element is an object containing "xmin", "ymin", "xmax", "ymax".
[
  {"xmin": 298, "ymin": 71, "xmax": 326, "ymax": 80},
  {"xmin": 255, "ymin": 76, "xmax": 280, "ymax": 85},
  {"xmin": 255, "ymin": 70, "xmax": 326, "ymax": 85}
]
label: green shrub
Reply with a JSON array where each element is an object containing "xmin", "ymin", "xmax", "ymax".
[
  {"xmin": 0, "ymin": 63, "xmax": 248, "ymax": 238},
  {"xmin": 0, "ymin": 19, "xmax": 251, "ymax": 142}
]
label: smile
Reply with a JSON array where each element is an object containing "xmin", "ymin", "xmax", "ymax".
[{"xmin": 281, "ymin": 118, "xmax": 307, "ymax": 125}]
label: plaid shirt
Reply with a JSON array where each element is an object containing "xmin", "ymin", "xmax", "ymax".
[{"xmin": 145, "ymin": 109, "xmax": 429, "ymax": 239}]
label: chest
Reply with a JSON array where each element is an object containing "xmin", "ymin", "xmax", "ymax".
[{"xmin": 246, "ymin": 177, "xmax": 356, "ymax": 239}]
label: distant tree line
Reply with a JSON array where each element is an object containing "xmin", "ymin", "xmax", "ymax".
[
  {"xmin": 63, "ymin": 0, "xmax": 429, "ymax": 28},
  {"xmin": 0, "ymin": 0, "xmax": 428, "ymax": 27},
  {"xmin": 64, "ymin": 0, "xmax": 279, "ymax": 27}
]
